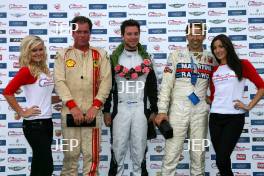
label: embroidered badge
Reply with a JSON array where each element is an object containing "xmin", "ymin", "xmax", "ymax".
[
  {"xmin": 93, "ymin": 60, "xmax": 99, "ymax": 68},
  {"xmin": 66, "ymin": 59, "xmax": 76, "ymax": 67},
  {"xmin": 164, "ymin": 66, "xmax": 173, "ymax": 73}
]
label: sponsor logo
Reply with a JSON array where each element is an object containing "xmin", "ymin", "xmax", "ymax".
[
  {"xmin": 89, "ymin": 12, "xmax": 106, "ymax": 18},
  {"xmin": 208, "ymin": 2, "xmax": 226, "ymax": 8},
  {"xmin": 109, "ymin": 20, "xmax": 122, "ymax": 26},
  {"xmin": 253, "ymin": 154, "xmax": 264, "ymax": 160},
  {"xmin": 233, "ymin": 172, "xmax": 251, "ymax": 176},
  {"xmin": 209, "ymin": 19, "xmax": 225, "ymax": 24},
  {"xmin": 249, "ymin": 9, "xmax": 264, "ymax": 16},
  {"xmin": 228, "ymin": 18, "xmax": 247, "ymax": 24},
  {"xmin": 253, "ymin": 137, "xmax": 264, "ymax": 142},
  {"xmin": 10, "ymin": 13, "xmax": 26, "ymax": 18},
  {"xmin": 229, "ymin": 27, "xmax": 246, "ymax": 32},
  {"xmin": 228, "ymin": 10, "xmax": 247, "ymax": 16},
  {"xmin": 49, "ymin": 12, "xmax": 67, "ymax": 18},
  {"xmin": 148, "ymin": 37, "xmax": 166, "ymax": 42},
  {"xmin": 233, "ymin": 44, "xmax": 247, "ymax": 49},
  {"xmin": 249, "ymin": 35, "xmax": 264, "ymax": 40},
  {"xmin": 91, "ymin": 29, "xmax": 107, "ymax": 35},
  {"xmin": 257, "ymin": 162, "xmax": 264, "ymax": 169},
  {"xmin": 188, "ymin": 3, "xmax": 206, "ymax": 8},
  {"xmin": 148, "ymin": 3, "xmax": 166, "ymax": 9},
  {"xmin": 30, "ymin": 21, "xmax": 46, "ymax": 26},
  {"xmin": 232, "ymin": 163, "xmax": 251, "ymax": 169},
  {"xmin": 168, "ymin": 36, "xmax": 186, "ymax": 42},
  {"xmin": 49, "ymin": 46, "xmax": 63, "ymax": 51},
  {"xmin": 109, "ymin": 12, "xmax": 127, "ymax": 18},
  {"xmin": 234, "ymin": 146, "xmax": 250, "ymax": 151},
  {"xmin": 9, "ymin": 4, "xmax": 26, "ymax": 9},
  {"xmin": 89, "ymin": 4, "xmax": 107, "ymax": 9},
  {"xmin": 9, "ymin": 21, "xmax": 27, "ymax": 26},
  {"xmin": 8, "ymin": 157, "xmax": 26, "ymax": 163},
  {"xmin": 0, "ymin": 38, "xmax": 6, "ymax": 43},
  {"xmin": 8, "ymin": 131, "xmax": 23, "ymax": 137},
  {"xmin": 9, "ymin": 46, "xmax": 20, "ymax": 52},
  {"xmin": 29, "ymin": 12, "xmax": 47, "ymax": 18},
  {"xmin": 49, "ymin": 20, "xmax": 67, "ymax": 26},
  {"xmin": 209, "ymin": 27, "xmax": 226, "ymax": 33},
  {"xmin": 9, "ymin": 29, "xmax": 26, "ymax": 35},
  {"xmin": 108, "ymin": 4, "xmax": 126, "ymax": 8},
  {"xmin": 90, "ymin": 37, "xmax": 107, "ymax": 42},
  {"xmin": 248, "ymin": 26, "xmax": 264, "ymax": 32},
  {"xmin": 128, "ymin": 13, "xmax": 146, "ymax": 16},
  {"xmin": 168, "ymin": 11, "xmax": 186, "ymax": 17},
  {"xmin": 29, "ymin": 29, "xmax": 47, "ymax": 35},
  {"xmin": 236, "ymin": 154, "xmax": 246, "ymax": 160},
  {"xmin": 169, "ymin": 4, "xmax": 185, "ymax": 8},
  {"xmin": 69, "ymin": 3, "xmax": 87, "ymax": 9},
  {"xmin": 128, "ymin": 4, "xmax": 146, "ymax": 9},
  {"xmin": 109, "ymin": 37, "xmax": 122, "ymax": 43},
  {"xmin": 252, "ymin": 146, "xmax": 264, "ymax": 151},
  {"xmin": 29, "ymin": 4, "xmax": 47, "ymax": 10},
  {"xmin": 250, "ymin": 52, "xmax": 264, "ymax": 58},
  {"xmin": 0, "ymin": 12, "xmax": 7, "ymax": 18},
  {"xmin": 148, "ymin": 12, "xmax": 166, "ymax": 17},
  {"xmin": 248, "ymin": 1, "xmax": 264, "ymax": 6},
  {"xmin": 229, "ymin": 35, "xmax": 247, "ymax": 41},
  {"xmin": 249, "ymin": 43, "xmax": 264, "ymax": 49},
  {"xmin": 8, "ymin": 166, "xmax": 25, "ymax": 171},
  {"xmin": 0, "ymin": 22, "xmax": 7, "ymax": 26},
  {"xmin": 189, "ymin": 12, "xmax": 205, "ymax": 16},
  {"xmin": 49, "ymin": 37, "xmax": 67, "ymax": 43},
  {"xmin": 149, "ymin": 28, "xmax": 166, "ymax": 34},
  {"xmin": 168, "ymin": 20, "xmax": 186, "ymax": 25}
]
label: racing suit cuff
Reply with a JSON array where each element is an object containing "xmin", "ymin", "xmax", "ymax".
[
  {"xmin": 158, "ymin": 109, "xmax": 167, "ymax": 114},
  {"xmin": 66, "ymin": 100, "xmax": 77, "ymax": 110},
  {"xmin": 92, "ymin": 99, "xmax": 103, "ymax": 108}
]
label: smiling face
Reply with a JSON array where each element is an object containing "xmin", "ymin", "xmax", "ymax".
[
  {"xmin": 122, "ymin": 26, "xmax": 140, "ymax": 50},
  {"xmin": 186, "ymin": 26, "xmax": 205, "ymax": 52},
  {"xmin": 212, "ymin": 39, "xmax": 228, "ymax": 64},
  {"xmin": 30, "ymin": 43, "xmax": 45, "ymax": 63}
]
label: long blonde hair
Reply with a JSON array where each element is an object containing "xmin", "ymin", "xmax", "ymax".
[{"xmin": 19, "ymin": 35, "xmax": 49, "ymax": 78}]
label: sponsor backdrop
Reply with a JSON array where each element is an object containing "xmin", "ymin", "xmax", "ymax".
[{"xmin": 0, "ymin": 0, "xmax": 263, "ymax": 175}]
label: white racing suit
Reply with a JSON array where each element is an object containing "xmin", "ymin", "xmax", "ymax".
[
  {"xmin": 103, "ymin": 48, "xmax": 158, "ymax": 176},
  {"xmin": 158, "ymin": 49, "xmax": 215, "ymax": 176}
]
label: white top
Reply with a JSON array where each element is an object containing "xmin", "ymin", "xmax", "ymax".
[
  {"xmin": 210, "ymin": 65, "xmax": 246, "ymax": 114},
  {"xmin": 23, "ymin": 73, "xmax": 54, "ymax": 120}
]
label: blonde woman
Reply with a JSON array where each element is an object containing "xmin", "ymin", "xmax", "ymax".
[{"xmin": 3, "ymin": 35, "xmax": 54, "ymax": 176}]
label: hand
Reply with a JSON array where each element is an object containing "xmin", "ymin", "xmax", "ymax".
[
  {"xmin": 206, "ymin": 96, "xmax": 212, "ymax": 105},
  {"xmin": 14, "ymin": 113, "xmax": 21, "ymax": 120},
  {"xmin": 70, "ymin": 106, "xmax": 84, "ymax": 125},
  {"xmin": 233, "ymin": 100, "xmax": 250, "ymax": 111},
  {"xmin": 154, "ymin": 113, "xmax": 169, "ymax": 126},
  {"xmin": 19, "ymin": 106, "xmax": 41, "ymax": 118},
  {"xmin": 148, "ymin": 113, "xmax": 157, "ymax": 123},
  {"xmin": 103, "ymin": 113, "xmax": 112, "ymax": 127},
  {"xmin": 85, "ymin": 106, "xmax": 99, "ymax": 123}
]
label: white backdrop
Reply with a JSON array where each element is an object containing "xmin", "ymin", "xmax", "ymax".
[{"xmin": 0, "ymin": 0, "xmax": 264, "ymax": 176}]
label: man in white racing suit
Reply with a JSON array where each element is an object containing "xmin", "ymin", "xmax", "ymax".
[{"xmin": 155, "ymin": 22, "xmax": 216, "ymax": 176}]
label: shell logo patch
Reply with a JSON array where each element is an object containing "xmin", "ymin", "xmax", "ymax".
[
  {"xmin": 93, "ymin": 60, "xmax": 98, "ymax": 67},
  {"xmin": 66, "ymin": 59, "xmax": 76, "ymax": 67}
]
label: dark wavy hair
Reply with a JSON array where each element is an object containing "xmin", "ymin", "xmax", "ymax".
[
  {"xmin": 120, "ymin": 19, "xmax": 140, "ymax": 36},
  {"xmin": 211, "ymin": 34, "xmax": 243, "ymax": 81}
]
